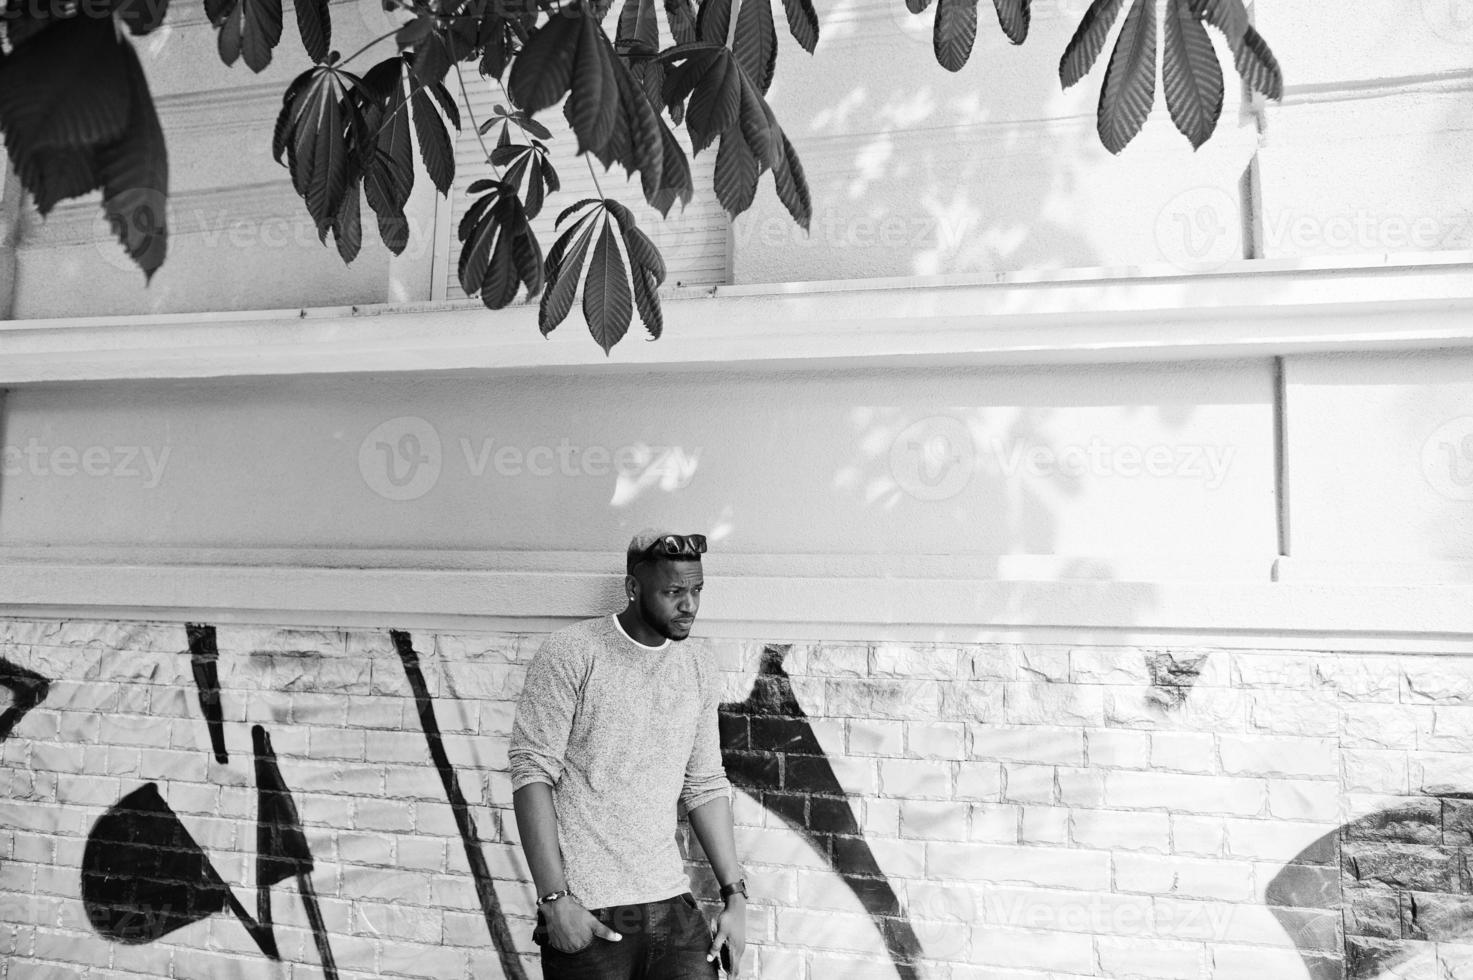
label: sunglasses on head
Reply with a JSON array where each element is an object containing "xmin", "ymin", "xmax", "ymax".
[{"xmin": 638, "ymin": 533, "xmax": 707, "ymax": 561}]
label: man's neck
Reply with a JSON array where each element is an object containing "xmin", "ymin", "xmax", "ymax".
[{"xmin": 613, "ymin": 609, "xmax": 668, "ymax": 649}]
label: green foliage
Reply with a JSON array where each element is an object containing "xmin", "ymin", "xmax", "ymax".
[{"xmin": 0, "ymin": 0, "xmax": 1283, "ymax": 351}]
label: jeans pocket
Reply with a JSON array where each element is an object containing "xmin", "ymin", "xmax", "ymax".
[{"xmin": 679, "ymin": 893, "xmax": 700, "ymax": 911}]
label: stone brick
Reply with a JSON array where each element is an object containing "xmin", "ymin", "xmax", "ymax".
[
  {"xmin": 1343, "ymin": 841, "xmax": 1460, "ymax": 892},
  {"xmin": 1342, "ymin": 749, "xmax": 1409, "ymax": 795},
  {"xmin": 1344, "ymin": 797, "xmax": 1441, "ymax": 844},
  {"xmin": 1069, "ymin": 647, "xmax": 1152, "ymax": 685},
  {"xmin": 1000, "ymin": 764, "xmax": 1054, "ymax": 805},
  {"xmin": 972, "ymin": 726, "xmax": 1084, "ymax": 766},
  {"xmin": 1016, "ymin": 806, "xmax": 1068, "ymax": 846},
  {"xmin": 846, "ymin": 719, "xmax": 903, "ymax": 756},
  {"xmin": 1113, "ymin": 853, "xmax": 1256, "ymax": 902},
  {"xmin": 938, "ymin": 681, "xmax": 1005, "ymax": 722},
  {"xmin": 1314, "ymin": 655, "xmax": 1402, "ymax": 703},
  {"xmin": 808, "ymin": 644, "xmax": 871, "ymax": 678},
  {"xmin": 1413, "ymin": 753, "xmax": 1473, "ymax": 796},
  {"xmin": 1445, "ymin": 800, "xmax": 1473, "ymax": 844},
  {"xmin": 1070, "ymin": 808, "xmax": 1170, "ymax": 853},
  {"xmin": 927, "ymin": 842, "xmax": 1109, "ymax": 890},
  {"xmin": 1085, "ymin": 728, "xmax": 1151, "ymax": 769},
  {"xmin": 969, "ymin": 803, "xmax": 1020, "ymax": 843},
  {"xmin": 1105, "ymin": 771, "xmax": 1267, "ymax": 816},
  {"xmin": 823, "ymin": 679, "xmax": 939, "ymax": 720},
  {"xmin": 1149, "ymin": 731, "xmax": 1217, "ymax": 773},
  {"xmin": 1263, "ymin": 862, "xmax": 1342, "ymax": 910},
  {"xmin": 1219, "ymin": 734, "xmax": 1338, "ymax": 778},
  {"xmin": 1404, "ymin": 658, "xmax": 1473, "ymax": 706},
  {"xmin": 877, "ymin": 759, "xmax": 950, "ymax": 799},
  {"xmin": 1003, "ymin": 683, "xmax": 1105, "ymax": 727},
  {"xmin": 1405, "ymin": 890, "xmax": 1473, "ymax": 941},
  {"xmin": 1416, "ymin": 707, "xmax": 1473, "ymax": 753},
  {"xmin": 1342, "ymin": 703, "xmax": 1421, "ymax": 749},
  {"xmin": 966, "ymin": 644, "xmax": 1019, "ymax": 681},
  {"xmin": 962, "ymin": 924, "xmax": 1094, "ymax": 972},
  {"xmin": 1346, "ymin": 936, "xmax": 1436, "ymax": 980},
  {"xmin": 1210, "ymin": 944, "xmax": 1346, "ymax": 980},
  {"xmin": 1231, "ymin": 651, "xmax": 1317, "ymax": 688},
  {"xmin": 1343, "ymin": 884, "xmax": 1402, "ymax": 939},
  {"xmin": 905, "ymin": 722, "xmax": 966, "ymax": 760},
  {"xmin": 1096, "ymin": 935, "xmax": 1204, "ymax": 979},
  {"xmin": 955, "ymin": 762, "xmax": 1002, "ymax": 801},
  {"xmin": 1247, "ymin": 690, "xmax": 1339, "ymax": 737},
  {"xmin": 1014, "ymin": 645, "xmax": 1071, "ymax": 682},
  {"xmin": 872, "ymin": 643, "xmax": 963, "ymax": 680},
  {"xmin": 900, "ymin": 800, "xmax": 968, "ymax": 841},
  {"xmin": 1224, "ymin": 818, "xmax": 1337, "ymax": 864},
  {"xmin": 1055, "ymin": 767, "xmax": 1107, "ymax": 807},
  {"xmin": 1269, "ymin": 779, "xmax": 1341, "ymax": 822}
]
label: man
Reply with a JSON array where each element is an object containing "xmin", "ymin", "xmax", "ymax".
[{"xmin": 509, "ymin": 530, "xmax": 747, "ymax": 979}]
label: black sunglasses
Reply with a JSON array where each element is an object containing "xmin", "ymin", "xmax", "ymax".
[{"xmin": 639, "ymin": 533, "xmax": 707, "ymax": 561}]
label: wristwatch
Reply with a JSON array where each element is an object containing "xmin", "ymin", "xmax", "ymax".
[
  {"xmin": 718, "ymin": 877, "xmax": 747, "ymax": 901},
  {"xmin": 536, "ymin": 889, "xmax": 574, "ymax": 906}
]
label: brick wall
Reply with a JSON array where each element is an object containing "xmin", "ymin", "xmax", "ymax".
[{"xmin": 0, "ymin": 618, "xmax": 1467, "ymax": 979}]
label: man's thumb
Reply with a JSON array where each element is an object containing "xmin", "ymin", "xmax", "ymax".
[{"xmin": 595, "ymin": 922, "xmax": 622, "ymax": 941}]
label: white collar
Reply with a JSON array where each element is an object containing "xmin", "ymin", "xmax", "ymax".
[{"xmin": 611, "ymin": 613, "xmax": 670, "ymax": 651}]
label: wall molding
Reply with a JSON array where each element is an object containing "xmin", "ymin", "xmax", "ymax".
[
  {"xmin": 0, "ymin": 253, "xmax": 1470, "ymax": 384},
  {"xmin": 3, "ymin": 555, "xmax": 1473, "ymax": 652}
]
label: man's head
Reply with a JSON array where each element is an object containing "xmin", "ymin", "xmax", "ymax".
[{"xmin": 623, "ymin": 529, "xmax": 705, "ymax": 642}]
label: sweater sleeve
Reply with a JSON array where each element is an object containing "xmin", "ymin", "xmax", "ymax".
[
  {"xmin": 679, "ymin": 657, "xmax": 732, "ymax": 814},
  {"xmin": 508, "ymin": 633, "xmax": 588, "ymax": 792}
]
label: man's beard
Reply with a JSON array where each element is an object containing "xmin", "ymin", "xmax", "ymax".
[{"xmin": 639, "ymin": 593, "xmax": 689, "ymax": 641}]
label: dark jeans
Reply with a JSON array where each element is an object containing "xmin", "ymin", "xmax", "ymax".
[{"xmin": 533, "ymin": 892, "xmax": 720, "ymax": 980}]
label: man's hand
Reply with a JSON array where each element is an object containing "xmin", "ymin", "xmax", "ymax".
[
  {"xmin": 545, "ymin": 896, "xmax": 622, "ymax": 953},
  {"xmin": 707, "ymin": 898, "xmax": 746, "ymax": 976}
]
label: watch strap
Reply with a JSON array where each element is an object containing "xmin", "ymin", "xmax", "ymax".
[
  {"xmin": 718, "ymin": 878, "xmax": 747, "ymax": 900},
  {"xmin": 537, "ymin": 889, "xmax": 573, "ymax": 906}
]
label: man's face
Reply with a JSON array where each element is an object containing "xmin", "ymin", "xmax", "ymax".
[{"xmin": 632, "ymin": 559, "xmax": 704, "ymax": 641}]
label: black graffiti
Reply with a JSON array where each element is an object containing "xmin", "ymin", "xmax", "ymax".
[
  {"xmin": 390, "ymin": 629, "xmax": 528, "ymax": 980},
  {"xmin": 79, "ymin": 727, "xmax": 336, "ymax": 977},
  {"xmin": 185, "ymin": 623, "xmax": 229, "ymax": 764},
  {"xmin": 254, "ymin": 724, "xmax": 338, "ymax": 979},
  {"xmin": 80, "ymin": 782, "xmax": 268, "ymax": 948},
  {"xmin": 1267, "ymin": 795, "xmax": 1473, "ymax": 980},
  {"xmin": 720, "ymin": 644, "xmax": 923, "ymax": 980},
  {"xmin": 0, "ymin": 656, "xmax": 50, "ymax": 742}
]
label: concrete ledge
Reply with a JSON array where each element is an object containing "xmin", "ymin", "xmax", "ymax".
[
  {"xmin": 1, "ymin": 253, "xmax": 1471, "ymax": 383},
  {"xmin": 4, "ymin": 556, "xmax": 1473, "ymax": 651}
]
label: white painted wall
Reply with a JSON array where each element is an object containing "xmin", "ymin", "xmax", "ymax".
[{"xmin": 0, "ymin": 361, "xmax": 1275, "ymax": 570}]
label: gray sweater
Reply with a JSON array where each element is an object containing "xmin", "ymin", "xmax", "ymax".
[{"xmin": 508, "ymin": 615, "xmax": 732, "ymax": 908}]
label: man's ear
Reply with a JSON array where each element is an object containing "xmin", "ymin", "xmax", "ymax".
[{"xmin": 624, "ymin": 573, "xmax": 639, "ymax": 603}]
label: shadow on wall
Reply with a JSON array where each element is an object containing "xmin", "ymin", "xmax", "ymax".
[{"xmin": 1269, "ymin": 795, "xmax": 1473, "ymax": 980}]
